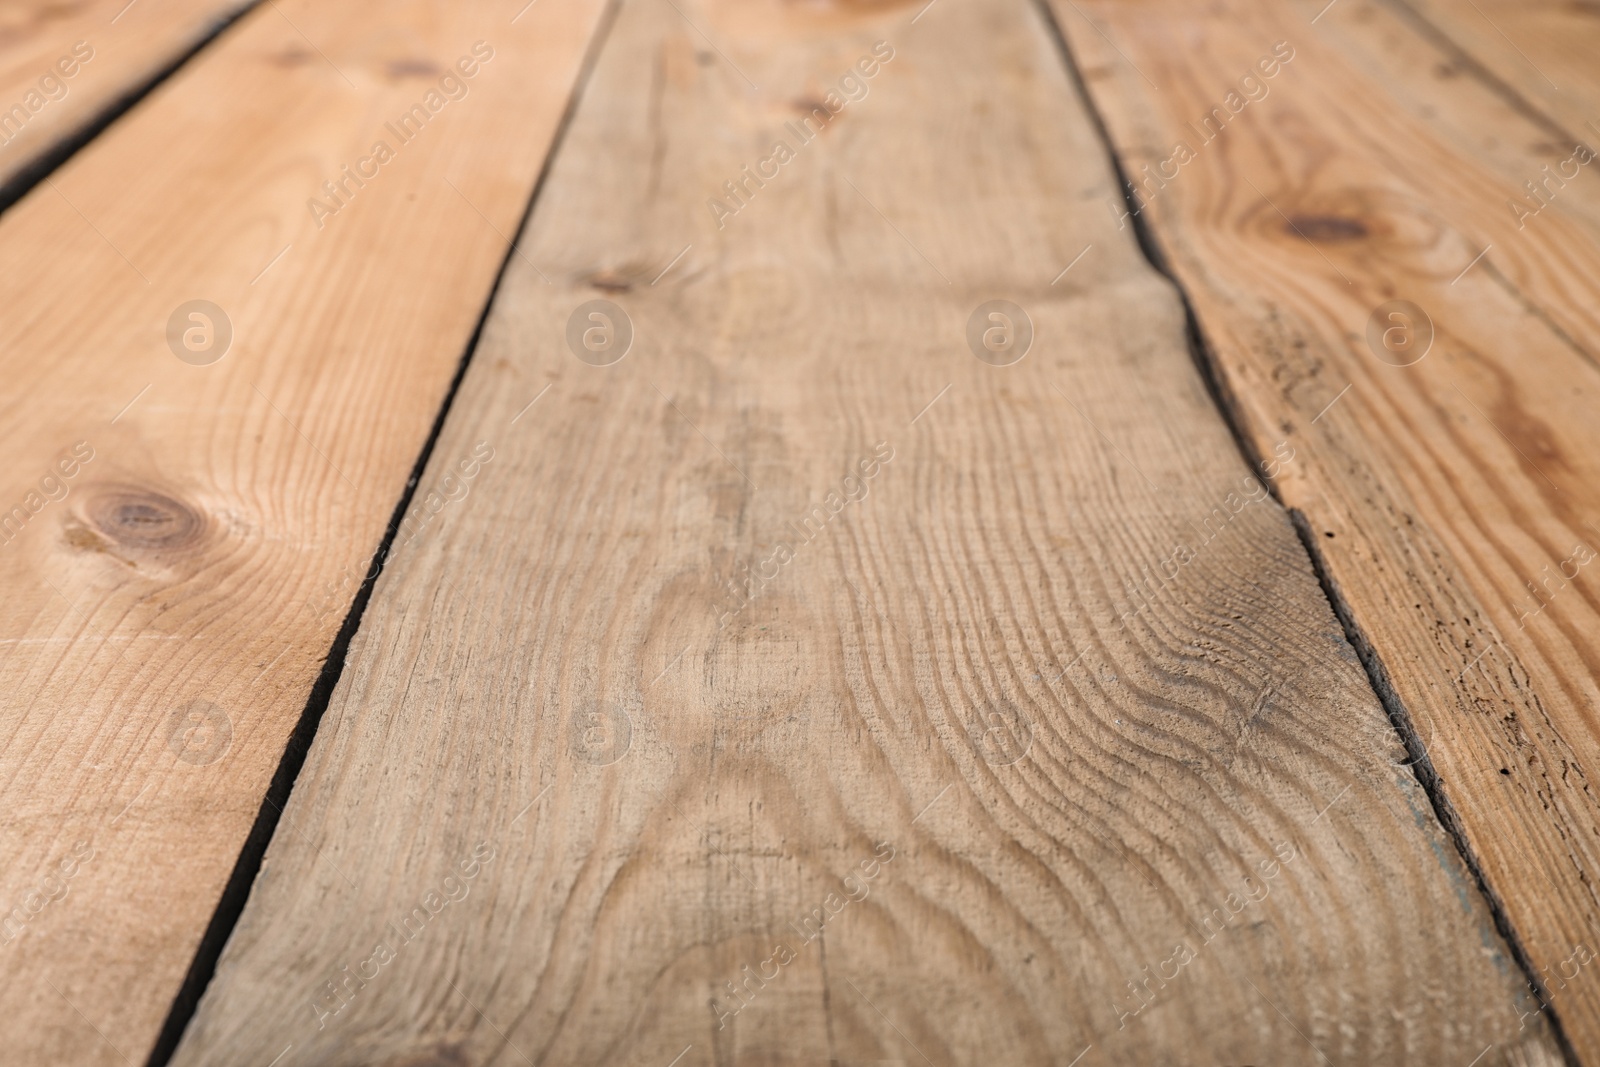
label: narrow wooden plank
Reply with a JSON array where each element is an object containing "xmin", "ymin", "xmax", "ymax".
[
  {"xmin": 1391, "ymin": 0, "xmax": 1600, "ymax": 144},
  {"xmin": 172, "ymin": 0, "xmax": 1560, "ymax": 1062},
  {"xmin": 0, "ymin": 0, "xmax": 253, "ymax": 196},
  {"xmin": 0, "ymin": 1, "xmax": 606, "ymax": 1062},
  {"xmin": 1052, "ymin": 0, "xmax": 1600, "ymax": 1056}
]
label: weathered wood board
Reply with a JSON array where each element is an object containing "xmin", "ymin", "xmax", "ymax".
[
  {"xmin": 0, "ymin": 0, "xmax": 254, "ymax": 198},
  {"xmin": 170, "ymin": 0, "xmax": 1562, "ymax": 1063},
  {"xmin": 0, "ymin": 0, "xmax": 607, "ymax": 1062},
  {"xmin": 1053, "ymin": 0, "xmax": 1600, "ymax": 1056}
]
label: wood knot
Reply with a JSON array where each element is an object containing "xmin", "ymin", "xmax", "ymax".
[
  {"xmin": 1287, "ymin": 215, "xmax": 1368, "ymax": 242},
  {"xmin": 782, "ymin": 0, "xmax": 920, "ymax": 11},
  {"xmin": 270, "ymin": 46, "xmax": 315, "ymax": 68},
  {"xmin": 85, "ymin": 488, "xmax": 205, "ymax": 552},
  {"xmin": 373, "ymin": 1043, "xmax": 470, "ymax": 1067},
  {"xmin": 387, "ymin": 57, "xmax": 443, "ymax": 79},
  {"xmin": 586, "ymin": 266, "xmax": 644, "ymax": 293}
]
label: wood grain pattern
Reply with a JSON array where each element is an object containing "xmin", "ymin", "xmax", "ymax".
[
  {"xmin": 171, "ymin": 0, "xmax": 1560, "ymax": 1062},
  {"xmin": 1308, "ymin": 0, "xmax": 1600, "ymax": 360},
  {"xmin": 1052, "ymin": 0, "xmax": 1600, "ymax": 1057},
  {"xmin": 0, "ymin": 0, "xmax": 253, "ymax": 196},
  {"xmin": 1392, "ymin": 0, "xmax": 1600, "ymax": 144},
  {"xmin": 0, "ymin": 0, "xmax": 606, "ymax": 1062}
]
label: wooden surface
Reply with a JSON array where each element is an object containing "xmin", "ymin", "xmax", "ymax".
[
  {"xmin": 0, "ymin": 0, "xmax": 253, "ymax": 197},
  {"xmin": 1053, "ymin": 0, "xmax": 1600, "ymax": 1057},
  {"xmin": 1394, "ymin": 0, "xmax": 1600, "ymax": 142},
  {"xmin": 1328, "ymin": 0, "xmax": 1600, "ymax": 357},
  {"xmin": 169, "ymin": 0, "xmax": 1562, "ymax": 1063},
  {"xmin": 0, "ymin": 0, "xmax": 606, "ymax": 1062}
]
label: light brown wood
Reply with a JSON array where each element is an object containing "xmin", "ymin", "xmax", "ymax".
[
  {"xmin": 0, "ymin": 0, "xmax": 253, "ymax": 195},
  {"xmin": 1393, "ymin": 0, "xmax": 1600, "ymax": 145},
  {"xmin": 171, "ymin": 0, "xmax": 1560, "ymax": 1062},
  {"xmin": 1308, "ymin": 0, "xmax": 1600, "ymax": 360},
  {"xmin": 1052, "ymin": 0, "xmax": 1600, "ymax": 1057},
  {"xmin": 0, "ymin": 0, "xmax": 607, "ymax": 1062}
]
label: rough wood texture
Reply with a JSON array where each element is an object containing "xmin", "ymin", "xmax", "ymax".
[
  {"xmin": 1053, "ymin": 0, "xmax": 1600, "ymax": 1056},
  {"xmin": 0, "ymin": 0, "xmax": 606, "ymax": 1062},
  {"xmin": 172, "ymin": 0, "xmax": 1560, "ymax": 1062},
  {"xmin": 0, "ymin": 0, "xmax": 253, "ymax": 195}
]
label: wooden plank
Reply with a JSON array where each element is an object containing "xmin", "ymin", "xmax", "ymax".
[
  {"xmin": 0, "ymin": 0, "xmax": 607, "ymax": 1063},
  {"xmin": 1051, "ymin": 0, "xmax": 1600, "ymax": 1057},
  {"xmin": 0, "ymin": 0, "xmax": 254, "ymax": 198},
  {"xmin": 1304, "ymin": 0, "xmax": 1600, "ymax": 359},
  {"xmin": 1390, "ymin": 0, "xmax": 1600, "ymax": 145},
  {"xmin": 170, "ymin": 0, "xmax": 1560, "ymax": 1062}
]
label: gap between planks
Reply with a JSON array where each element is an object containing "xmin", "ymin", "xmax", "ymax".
[
  {"xmin": 144, "ymin": 1, "xmax": 630, "ymax": 1062},
  {"xmin": 1030, "ymin": 15, "xmax": 1575, "ymax": 1058}
]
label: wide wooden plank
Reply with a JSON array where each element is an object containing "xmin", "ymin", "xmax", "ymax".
[
  {"xmin": 171, "ymin": 0, "xmax": 1559, "ymax": 1062},
  {"xmin": 0, "ymin": 0, "xmax": 253, "ymax": 198},
  {"xmin": 1052, "ymin": 0, "xmax": 1600, "ymax": 1057},
  {"xmin": 0, "ymin": 0, "xmax": 606, "ymax": 1063}
]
